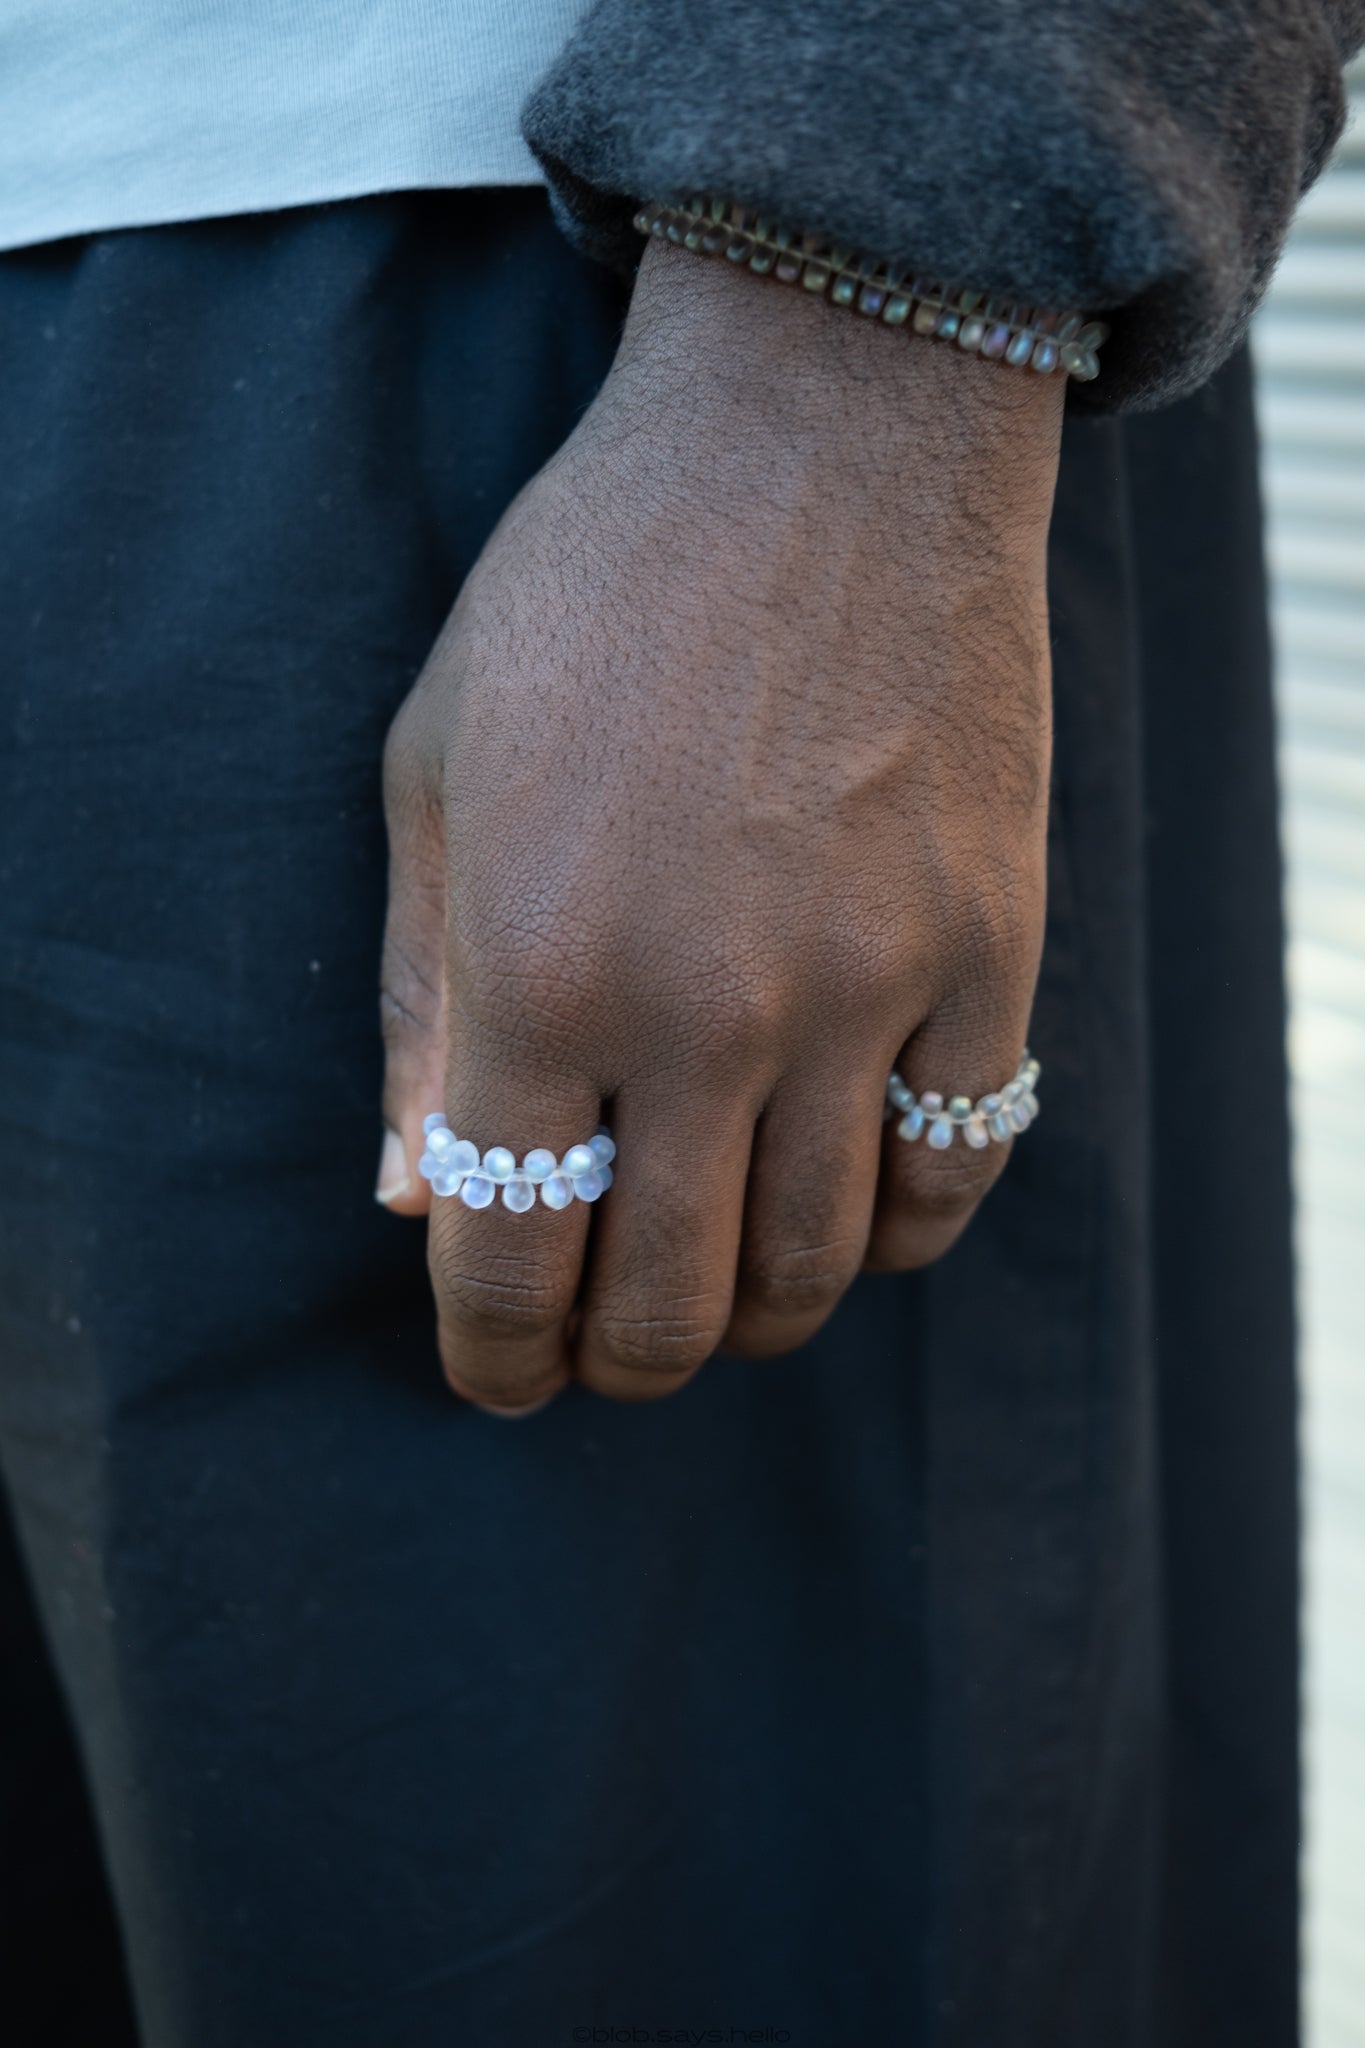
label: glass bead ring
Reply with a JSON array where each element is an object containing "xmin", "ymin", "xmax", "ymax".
[
  {"xmin": 886, "ymin": 1052, "xmax": 1040, "ymax": 1151},
  {"xmin": 417, "ymin": 1114, "xmax": 616, "ymax": 1211}
]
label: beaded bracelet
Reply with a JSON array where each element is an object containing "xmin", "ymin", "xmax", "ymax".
[{"xmin": 635, "ymin": 196, "xmax": 1108, "ymax": 383}]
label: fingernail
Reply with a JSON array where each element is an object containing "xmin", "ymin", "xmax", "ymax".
[{"xmin": 374, "ymin": 1128, "xmax": 411, "ymax": 1205}]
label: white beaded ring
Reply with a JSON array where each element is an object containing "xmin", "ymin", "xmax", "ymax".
[
  {"xmin": 887, "ymin": 1051, "xmax": 1040, "ymax": 1151},
  {"xmin": 417, "ymin": 1114, "xmax": 616, "ymax": 1211}
]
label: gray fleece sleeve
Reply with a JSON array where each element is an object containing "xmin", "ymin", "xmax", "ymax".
[{"xmin": 521, "ymin": 0, "xmax": 1364, "ymax": 411}]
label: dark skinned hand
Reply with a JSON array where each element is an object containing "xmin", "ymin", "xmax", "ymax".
[{"xmin": 376, "ymin": 238, "xmax": 1064, "ymax": 1413}]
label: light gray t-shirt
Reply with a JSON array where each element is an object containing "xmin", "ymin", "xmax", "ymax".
[{"xmin": 0, "ymin": 1, "xmax": 591, "ymax": 253}]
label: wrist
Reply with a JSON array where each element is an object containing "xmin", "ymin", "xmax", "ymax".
[{"xmin": 609, "ymin": 238, "xmax": 1064, "ymax": 537}]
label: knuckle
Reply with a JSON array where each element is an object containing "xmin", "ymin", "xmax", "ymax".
[
  {"xmin": 431, "ymin": 1243, "xmax": 566, "ymax": 1337},
  {"xmin": 380, "ymin": 943, "xmax": 441, "ymax": 1042},
  {"xmin": 592, "ymin": 1304, "xmax": 722, "ymax": 1378},
  {"xmin": 956, "ymin": 869, "xmax": 1043, "ymax": 978},
  {"xmin": 453, "ymin": 928, "xmax": 603, "ymax": 1061},
  {"xmin": 894, "ymin": 1144, "xmax": 1002, "ymax": 1222},
  {"xmin": 820, "ymin": 920, "xmax": 912, "ymax": 1014},
  {"xmin": 684, "ymin": 967, "xmax": 785, "ymax": 1074},
  {"xmin": 742, "ymin": 1239, "xmax": 858, "ymax": 1320}
]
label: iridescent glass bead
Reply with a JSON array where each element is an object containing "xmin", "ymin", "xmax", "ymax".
[
  {"xmin": 460, "ymin": 1173, "xmax": 495, "ymax": 1209},
  {"xmin": 927, "ymin": 1115, "xmax": 955, "ymax": 1150}
]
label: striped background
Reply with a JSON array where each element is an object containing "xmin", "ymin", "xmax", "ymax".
[{"xmin": 1255, "ymin": 50, "xmax": 1365, "ymax": 2048}]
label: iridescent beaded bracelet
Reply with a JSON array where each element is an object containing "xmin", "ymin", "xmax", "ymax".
[
  {"xmin": 635, "ymin": 196, "xmax": 1108, "ymax": 383},
  {"xmin": 885, "ymin": 1052, "xmax": 1041, "ymax": 1150}
]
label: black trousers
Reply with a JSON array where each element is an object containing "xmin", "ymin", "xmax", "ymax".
[{"xmin": 0, "ymin": 192, "xmax": 1297, "ymax": 2048}]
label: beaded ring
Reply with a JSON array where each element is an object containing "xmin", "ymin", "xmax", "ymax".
[
  {"xmin": 635, "ymin": 196, "xmax": 1108, "ymax": 383},
  {"xmin": 419, "ymin": 1050, "xmax": 1036, "ymax": 1213},
  {"xmin": 886, "ymin": 1053, "xmax": 1040, "ymax": 1150},
  {"xmin": 418, "ymin": 1114, "xmax": 615, "ymax": 1211}
]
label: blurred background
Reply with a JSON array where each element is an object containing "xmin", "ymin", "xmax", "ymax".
[{"xmin": 1256, "ymin": 49, "xmax": 1365, "ymax": 2048}]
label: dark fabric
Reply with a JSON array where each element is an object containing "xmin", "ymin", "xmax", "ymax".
[
  {"xmin": 1132, "ymin": 385, "xmax": 1301, "ymax": 2046},
  {"xmin": 0, "ymin": 191, "xmax": 1296, "ymax": 2048},
  {"xmin": 522, "ymin": 0, "xmax": 1365, "ymax": 412},
  {"xmin": 0, "ymin": 1487, "xmax": 139, "ymax": 2046}
]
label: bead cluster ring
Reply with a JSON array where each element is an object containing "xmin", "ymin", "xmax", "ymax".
[
  {"xmin": 419, "ymin": 1051, "xmax": 1038, "ymax": 1217},
  {"xmin": 418, "ymin": 1115, "xmax": 615, "ymax": 1211},
  {"xmin": 886, "ymin": 1051, "xmax": 1041, "ymax": 1149}
]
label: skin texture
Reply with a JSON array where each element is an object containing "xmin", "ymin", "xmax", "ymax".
[{"xmin": 377, "ymin": 238, "xmax": 1065, "ymax": 1413}]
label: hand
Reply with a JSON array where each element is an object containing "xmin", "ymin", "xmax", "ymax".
[{"xmin": 377, "ymin": 239, "xmax": 1064, "ymax": 1413}]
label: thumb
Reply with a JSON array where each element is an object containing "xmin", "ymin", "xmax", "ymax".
[{"xmin": 376, "ymin": 715, "xmax": 447, "ymax": 1216}]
